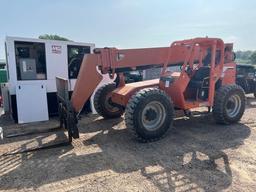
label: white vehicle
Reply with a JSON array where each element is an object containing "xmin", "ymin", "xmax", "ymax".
[{"xmin": 2, "ymin": 36, "xmax": 112, "ymax": 123}]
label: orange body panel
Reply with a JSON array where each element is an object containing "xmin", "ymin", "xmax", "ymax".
[
  {"xmin": 97, "ymin": 46, "xmax": 192, "ymax": 74},
  {"xmin": 159, "ymin": 71, "xmax": 193, "ymax": 109},
  {"xmin": 71, "ymin": 55, "xmax": 103, "ymax": 112},
  {"xmin": 111, "ymin": 79, "xmax": 159, "ymax": 106},
  {"xmin": 221, "ymin": 62, "xmax": 236, "ymax": 85}
]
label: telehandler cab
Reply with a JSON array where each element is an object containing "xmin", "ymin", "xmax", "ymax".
[{"xmin": 56, "ymin": 37, "xmax": 245, "ymax": 142}]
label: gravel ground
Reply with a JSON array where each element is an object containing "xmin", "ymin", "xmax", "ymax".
[{"xmin": 0, "ymin": 95, "xmax": 256, "ymax": 192}]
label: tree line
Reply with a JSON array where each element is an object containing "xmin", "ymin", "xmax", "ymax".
[{"xmin": 235, "ymin": 50, "xmax": 256, "ymax": 65}]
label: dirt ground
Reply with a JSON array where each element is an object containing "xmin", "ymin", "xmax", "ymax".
[{"xmin": 0, "ymin": 96, "xmax": 256, "ymax": 192}]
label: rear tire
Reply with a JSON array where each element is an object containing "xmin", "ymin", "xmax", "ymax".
[
  {"xmin": 125, "ymin": 88, "xmax": 174, "ymax": 142},
  {"xmin": 94, "ymin": 83, "xmax": 124, "ymax": 119},
  {"xmin": 213, "ymin": 85, "xmax": 245, "ymax": 124},
  {"xmin": 254, "ymin": 93, "xmax": 256, "ymax": 98}
]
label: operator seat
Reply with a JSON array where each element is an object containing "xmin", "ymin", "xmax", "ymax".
[{"xmin": 188, "ymin": 67, "xmax": 210, "ymax": 88}]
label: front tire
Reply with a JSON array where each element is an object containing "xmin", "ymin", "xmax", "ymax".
[
  {"xmin": 94, "ymin": 83, "xmax": 124, "ymax": 119},
  {"xmin": 125, "ymin": 88, "xmax": 174, "ymax": 142},
  {"xmin": 213, "ymin": 85, "xmax": 245, "ymax": 124}
]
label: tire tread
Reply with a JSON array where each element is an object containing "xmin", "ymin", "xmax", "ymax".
[
  {"xmin": 213, "ymin": 84, "xmax": 245, "ymax": 124},
  {"xmin": 94, "ymin": 83, "xmax": 124, "ymax": 118},
  {"xmin": 125, "ymin": 88, "xmax": 174, "ymax": 142}
]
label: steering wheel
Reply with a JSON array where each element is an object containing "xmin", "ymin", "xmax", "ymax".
[
  {"xmin": 179, "ymin": 64, "xmax": 183, "ymax": 71},
  {"xmin": 180, "ymin": 64, "xmax": 193, "ymax": 76},
  {"xmin": 68, "ymin": 57, "xmax": 81, "ymax": 78},
  {"xmin": 185, "ymin": 66, "xmax": 193, "ymax": 76}
]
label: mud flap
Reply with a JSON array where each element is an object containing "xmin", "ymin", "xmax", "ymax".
[{"xmin": 56, "ymin": 77, "xmax": 79, "ymax": 143}]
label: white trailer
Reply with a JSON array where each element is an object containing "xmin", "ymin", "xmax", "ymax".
[{"xmin": 3, "ymin": 36, "xmax": 112, "ymax": 123}]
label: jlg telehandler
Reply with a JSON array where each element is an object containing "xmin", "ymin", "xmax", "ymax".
[{"xmin": 56, "ymin": 37, "xmax": 245, "ymax": 142}]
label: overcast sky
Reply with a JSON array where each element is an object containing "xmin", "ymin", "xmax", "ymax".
[{"xmin": 0, "ymin": 0, "xmax": 255, "ymax": 59}]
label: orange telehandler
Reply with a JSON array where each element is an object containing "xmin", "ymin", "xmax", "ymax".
[{"xmin": 56, "ymin": 37, "xmax": 245, "ymax": 143}]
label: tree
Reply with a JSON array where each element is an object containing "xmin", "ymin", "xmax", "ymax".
[
  {"xmin": 250, "ymin": 52, "xmax": 256, "ymax": 64},
  {"xmin": 38, "ymin": 34, "xmax": 71, "ymax": 41},
  {"xmin": 235, "ymin": 50, "xmax": 253, "ymax": 60}
]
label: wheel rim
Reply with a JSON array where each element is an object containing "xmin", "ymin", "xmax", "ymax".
[
  {"xmin": 225, "ymin": 94, "xmax": 241, "ymax": 118},
  {"xmin": 141, "ymin": 101, "xmax": 166, "ymax": 131},
  {"xmin": 104, "ymin": 94, "xmax": 119, "ymax": 113}
]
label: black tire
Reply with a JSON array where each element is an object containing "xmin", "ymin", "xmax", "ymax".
[
  {"xmin": 94, "ymin": 83, "xmax": 124, "ymax": 118},
  {"xmin": 254, "ymin": 93, "xmax": 256, "ymax": 98},
  {"xmin": 125, "ymin": 88, "xmax": 174, "ymax": 142},
  {"xmin": 213, "ymin": 84, "xmax": 245, "ymax": 124}
]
